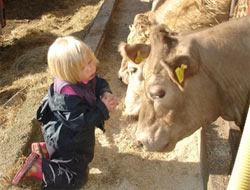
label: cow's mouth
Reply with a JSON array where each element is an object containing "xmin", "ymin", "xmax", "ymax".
[
  {"xmin": 157, "ymin": 143, "xmax": 169, "ymax": 152},
  {"xmin": 137, "ymin": 140, "xmax": 174, "ymax": 152},
  {"xmin": 159, "ymin": 142, "xmax": 176, "ymax": 152}
]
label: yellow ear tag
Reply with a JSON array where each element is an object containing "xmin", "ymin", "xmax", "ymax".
[
  {"xmin": 175, "ymin": 64, "xmax": 187, "ymax": 84},
  {"xmin": 135, "ymin": 50, "xmax": 144, "ymax": 64}
]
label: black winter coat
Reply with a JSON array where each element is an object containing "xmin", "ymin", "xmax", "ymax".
[{"xmin": 37, "ymin": 75, "xmax": 111, "ymax": 159}]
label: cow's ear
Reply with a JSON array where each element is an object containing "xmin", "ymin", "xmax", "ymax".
[
  {"xmin": 161, "ymin": 54, "xmax": 200, "ymax": 90},
  {"xmin": 118, "ymin": 42, "xmax": 127, "ymax": 56},
  {"xmin": 118, "ymin": 42, "xmax": 151, "ymax": 64}
]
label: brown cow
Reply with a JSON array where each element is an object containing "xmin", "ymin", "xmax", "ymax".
[
  {"xmin": 118, "ymin": 0, "xmax": 231, "ymax": 117},
  {"xmin": 125, "ymin": 15, "xmax": 250, "ymax": 152}
]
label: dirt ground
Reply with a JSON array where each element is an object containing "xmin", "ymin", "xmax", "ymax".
[{"xmin": 0, "ymin": 0, "xmax": 204, "ymax": 190}]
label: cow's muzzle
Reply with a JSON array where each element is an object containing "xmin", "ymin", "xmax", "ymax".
[{"xmin": 135, "ymin": 124, "xmax": 170, "ymax": 152}]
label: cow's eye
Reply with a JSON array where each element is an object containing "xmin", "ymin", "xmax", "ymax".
[{"xmin": 128, "ymin": 67, "xmax": 137, "ymax": 73}]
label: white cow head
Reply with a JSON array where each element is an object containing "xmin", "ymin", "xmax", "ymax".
[{"xmin": 118, "ymin": 42, "xmax": 150, "ymax": 117}]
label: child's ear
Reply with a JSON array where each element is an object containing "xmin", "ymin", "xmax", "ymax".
[{"xmin": 118, "ymin": 42, "xmax": 151, "ymax": 64}]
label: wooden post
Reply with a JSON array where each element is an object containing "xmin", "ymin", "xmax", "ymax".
[
  {"xmin": 229, "ymin": 0, "xmax": 238, "ymax": 18},
  {"xmin": 0, "ymin": 0, "xmax": 2, "ymax": 34}
]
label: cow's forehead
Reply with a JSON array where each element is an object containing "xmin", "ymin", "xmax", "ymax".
[
  {"xmin": 143, "ymin": 40, "xmax": 169, "ymax": 70},
  {"xmin": 151, "ymin": 30, "xmax": 166, "ymax": 45},
  {"xmin": 143, "ymin": 56, "xmax": 167, "ymax": 81},
  {"xmin": 150, "ymin": 31, "xmax": 178, "ymax": 59}
]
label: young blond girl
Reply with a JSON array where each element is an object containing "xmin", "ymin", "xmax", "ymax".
[{"xmin": 12, "ymin": 36, "xmax": 117, "ymax": 189}]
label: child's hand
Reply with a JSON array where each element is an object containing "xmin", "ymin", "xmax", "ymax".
[{"xmin": 101, "ymin": 92, "xmax": 117, "ymax": 112}]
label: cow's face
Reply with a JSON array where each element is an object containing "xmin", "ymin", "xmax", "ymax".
[
  {"xmin": 118, "ymin": 42, "xmax": 150, "ymax": 117},
  {"xmin": 135, "ymin": 25, "xmax": 221, "ymax": 152},
  {"xmin": 124, "ymin": 61, "xmax": 145, "ymax": 117}
]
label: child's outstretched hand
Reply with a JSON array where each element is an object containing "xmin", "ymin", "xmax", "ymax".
[{"xmin": 101, "ymin": 92, "xmax": 117, "ymax": 112}]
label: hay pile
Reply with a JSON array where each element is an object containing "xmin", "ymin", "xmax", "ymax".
[
  {"xmin": 154, "ymin": 0, "xmax": 231, "ymax": 31},
  {"xmin": 233, "ymin": 0, "xmax": 250, "ymax": 18},
  {"xmin": 127, "ymin": 0, "xmax": 231, "ymax": 45},
  {"xmin": 127, "ymin": 14, "xmax": 151, "ymax": 44}
]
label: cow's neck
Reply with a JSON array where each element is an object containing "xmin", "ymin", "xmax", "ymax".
[{"xmin": 193, "ymin": 18, "xmax": 250, "ymax": 127}]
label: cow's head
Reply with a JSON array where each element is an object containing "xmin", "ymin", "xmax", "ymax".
[
  {"xmin": 118, "ymin": 42, "xmax": 150, "ymax": 117},
  {"xmin": 135, "ymin": 25, "xmax": 221, "ymax": 152}
]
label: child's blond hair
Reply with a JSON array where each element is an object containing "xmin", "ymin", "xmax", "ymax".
[{"xmin": 48, "ymin": 36, "xmax": 98, "ymax": 84}]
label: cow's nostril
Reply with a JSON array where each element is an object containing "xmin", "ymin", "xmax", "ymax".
[
  {"xmin": 149, "ymin": 88, "xmax": 165, "ymax": 99},
  {"xmin": 137, "ymin": 141, "xmax": 144, "ymax": 148}
]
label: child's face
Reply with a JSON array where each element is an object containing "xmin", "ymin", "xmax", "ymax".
[{"xmin": 79, "ymin": 57, "xmax": 96, "ymax": 82}]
